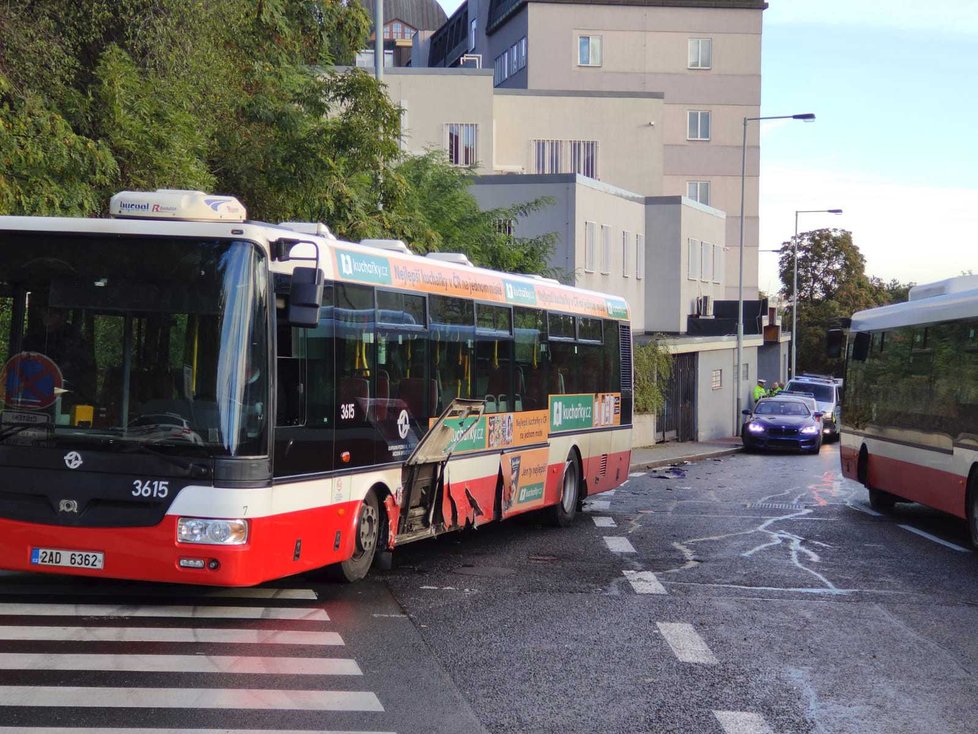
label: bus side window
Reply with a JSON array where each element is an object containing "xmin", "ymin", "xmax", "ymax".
[{"xmin": 515, "ymin": 308, "xmax": 548, "ymax": 411}]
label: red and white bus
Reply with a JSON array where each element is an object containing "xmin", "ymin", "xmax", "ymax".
[
  {"xmin": 839, "ymin": 274, "xmax": 978, "ymax": 546},
  {"xmin": 0, "ymin": 190, "xmax": 633, "ymax": 585}
]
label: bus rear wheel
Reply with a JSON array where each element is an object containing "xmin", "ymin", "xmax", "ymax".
[
  {"xmin": 859, "ymin": 447, "xmax": 896, "ymax": 512},
  {"xmin": 967, "ymin": 470, "xmax": 978, "ymax": 549},
  {"xmin": 334, "ymin": 491, "xmax": 381, "ymax": 583},
  {"xmin": 547, "ymin": 454, "xmax": 580, "ymax": 528}
]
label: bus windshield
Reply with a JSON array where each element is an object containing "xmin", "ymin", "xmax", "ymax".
[{"xmin": 0, "ymin": 234, "xmax": 269, "ymax": 458}]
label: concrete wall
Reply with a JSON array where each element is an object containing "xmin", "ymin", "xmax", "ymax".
[
  {"xmin": 381, "ymin": 69, "xmax": 496, "ymax": 170},
  {"xmin": 645, "ymin": 196, "xmax": 725, "ymax": 334},
  {"xmin": 492, "ymin": 91, "xmax": 664, "ymax": 194},
  {"xmin": 518, "ymin": 2, "xmax": 762, "ymax": 299},
  {"xmin": 469, "ymin": 174, "xmax": 649, "ymax": 332}
]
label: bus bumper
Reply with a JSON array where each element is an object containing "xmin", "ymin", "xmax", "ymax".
[{"xmin": 0, "ymin": 501, "xmax": 361, "ymax": 587}]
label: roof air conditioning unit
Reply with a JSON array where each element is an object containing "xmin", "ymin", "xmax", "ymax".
[
  {"xmin": 425, "ymin": 252, "xmax": 475, "ymax": 267},
  {"xmin": 360, "ymin": 239, "xmax": 413, "ymax": 255}
]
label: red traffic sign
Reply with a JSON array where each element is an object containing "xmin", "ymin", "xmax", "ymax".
[{"xmin": 1, "ymin": 352, "xmax": 64, "ymax": 410}]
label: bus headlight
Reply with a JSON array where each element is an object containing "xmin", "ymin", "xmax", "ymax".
[{"xmin": 177, "ymin": 518, "xmax": 249, "ymax": 545}]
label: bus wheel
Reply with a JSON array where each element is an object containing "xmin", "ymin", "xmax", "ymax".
[
  {"xmin": 547, "ymin": 454, "xmax": 580, "ymax": 528},
  {"xmin": 967, "ymin": 470, "xmax": 978, "ymax": 549},
  {"xmin": 334, "ymin": 491, "xmax": 381, "ymax": 583},
  {"xmin": 860, "ymin": 447, "xmax": 896, "ymax": 512}
]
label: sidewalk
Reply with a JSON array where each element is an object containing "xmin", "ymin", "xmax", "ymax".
[{"xmin": 629, "ymin": 436, "xmax": 742, "ymax": 471}]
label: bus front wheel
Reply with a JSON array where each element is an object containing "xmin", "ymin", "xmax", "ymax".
[
  {"xmin": 547, "ymin": 454, "xmax": 580, "ymax": 528},
  {"xmin": 334, "ymin": 491, "xmax": 381, "ymax": 583}
]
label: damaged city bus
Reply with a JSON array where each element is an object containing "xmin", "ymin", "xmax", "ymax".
[{"xmin": 0, "ymin": 189, "xmax": 633, "ymax": 585}]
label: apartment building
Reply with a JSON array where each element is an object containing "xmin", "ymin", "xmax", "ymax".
[{"xmin": 370, "ymin": 0, "xmax": 782, "ymax": 440}]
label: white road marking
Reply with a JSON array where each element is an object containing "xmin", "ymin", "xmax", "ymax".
[
  {"xmin": 656, "ymin": 622, "xmax": 718, "ymax": 664},
  {"xmin": 0, "ymin": 586, "xmax": 318, "ymax": 600},
  {"xmin": 0, "ymin": 653, "xmax": 360, "ymax": 675},
  {"xmin": 603, "ymin": 536, "xmax": 636, "ymax": 553},
  {"xmin": 585, "ymin": 500, "xmax": 611, "ymax": 511},
  {"xmin": 622, "ymin": 570, "xmax": 667, "ymax": 594},
  {"xmin": 713, "ymin": 710, "xmax": 775, "ymax": 734},
  {"xmin": 603, "ymin": 489, "xmax": 616, "ymax": 496},
  {"xmin": 0, "ymin": 626, "xmax": 343, "ymax": 645},
  {"xmin": 207, "ymin": 588, "xmax": 319, "ymax": 600},
  {"xmin": 898, "ymin": 524, "xmax": 972, "ymax": 552},
  {"xmin": 592, "ymin": 516, "xmax": 617, "ymax": 528},
  {"xmin": 629, "ymin": 472, "xmax": 645, "ymax": 478},
  {"xmin": 846, "ymin": 502, "xmax": 882, "ymax": 517},
  {"xmin": 0, "ymin": 686, "xmax": 383, "ymax": 711},
  {"xmin": 0, "ymin": 604, "xmax": 328, "ymax": 620}
]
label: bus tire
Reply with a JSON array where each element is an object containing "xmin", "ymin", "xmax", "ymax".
[
  {"xmin": 859, "ymin": 446, "xmax": 896, "ymax": 512},
  {"xmin": 547, "ymin": 453, "xmax": 580, "ymax": 528},
  {"xmin": 967, "ymin": 468, "xmax": 978, "ymax": 549},
  {"xmin": 333, "ymin": 490, "xmax": 382, "ymax": 583}
]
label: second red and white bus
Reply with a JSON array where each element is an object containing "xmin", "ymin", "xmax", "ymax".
[
  {"xmin": 0, "ymin": 189, "xmax": 633, "ymax": 585},
  {"xmin": 839, "ymin": 274, "xmax": 978, "ymax": 546}
]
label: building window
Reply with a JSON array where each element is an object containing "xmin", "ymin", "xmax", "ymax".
[
  {"xmin": 570, "ymin": 140, "xmax": 598, "ymax": 178},
  {"xmin": 355, "ymin": 49, "xmax": 394, "ymax": 68},
  {"xmin": 494, "ymin": 51, "xmax": 509, "ymax": 85},
  {"xmin": 470, "ymin": 18, "xmax": 477, "ymax": 50},
  {"xmin": 635, "ymin": 233, "xmax": 644, "ymax": 279},
  {"xmin": 687, "ymin": 110, "xmax": 711, "ymax": 141},
  {"xmin": 621, "ymin": 231, "xmax": 630, "ymax": 277},
  {"xmin": 701, "ymin": 241, "xmax": 713, "ymax": 282},
  {"xmin": 578, "ymin": 35, "xmax": 602, "ymax": 66},
  {"xmin": 688, "ymin": 38, "xmax": 712, "ymax": 69},
  {"xmin": 712, "ymin": 369, "xmax": 722, "ymax": 390},
  {"xmin": 687, "ymin": 180, "xmax": 710, "ymax": 205},
  {"xmin": 584, "ymin": 222, "xmax": 596, "ymax": 272},
  {"xmin": 600, "ymin": 225, "xmax": 611, "ymax": 274},
  {"xmin": 687, "ymin": 238, "xmax": 699, "ymax": 279},
  {"xmin": 494, "ymin": 218, "xmax": 515, "ymax": 236},
  {"xmin": 532, "ymin": 139, "xmax": 562, "ymax": 174},
  {"xmin": 446, "ymin": 123, "xmax": 478, "ymax": 166},
  {"xmin": 518, "ymin": 37, "xmax": 527, "ymax": 68},
  {"xmin": 713, "ymin": 245, "xmax": 723, "ymax": 284}
]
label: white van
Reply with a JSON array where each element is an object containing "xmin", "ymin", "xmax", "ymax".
[{"xmin": 782, "ymin": 374, "xmax": 841, "ymax": 440}]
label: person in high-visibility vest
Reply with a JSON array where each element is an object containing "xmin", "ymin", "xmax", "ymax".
[{"xmin": 752, "ymin": 378, "xmax": 767, "ymax": 404}]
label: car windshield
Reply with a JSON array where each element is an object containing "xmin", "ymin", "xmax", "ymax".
[
  {"xmin": 0, "ymin": 233, "xmax": 269, "ymax": 458},
  {"xmin": 786, "ymin": 381, "xmax": 834, "ymax": 402},
  {"xmin": 755, "ymin": 400, "xmax": 810, "ymax": 417}
]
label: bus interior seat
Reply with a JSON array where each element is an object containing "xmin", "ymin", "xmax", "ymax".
[
  {"xmin": 484, "ymin": 394, "xmax": 497, "ymax": 413},
  {"xmin": 497, "ymin": 394, "xmax": 508, "ymax": 412},
  {"xmin": 398, "ymin": 377, "xmax": 438, "ymax": 419},
  {"xmin": 374, "ymin": 369, "xmax": 390, "ymax": 421},
  {"xmin": 339, "ymin": 376, "xmax": 369, "ymax": 404}
]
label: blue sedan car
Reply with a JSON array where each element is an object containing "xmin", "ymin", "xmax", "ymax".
[{"xmin": 741, "ymin": 397, "xmax": 824, "ymax": 454}]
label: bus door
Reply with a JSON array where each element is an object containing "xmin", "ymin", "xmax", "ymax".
[{"xmin": 395, "ymin": 399, "xmax": 484, "ymax": 542}]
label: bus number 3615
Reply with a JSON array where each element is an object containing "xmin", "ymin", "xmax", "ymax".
[{"xmin": 132, "ymin": 480, "xmax": 169, "ymax": 498}]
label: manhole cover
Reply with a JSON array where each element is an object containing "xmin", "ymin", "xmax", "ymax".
[
  {"xmin": 746, "ymin": 502, "xmax": 807, "ymax": 510},
  {"xmin": 452, "ymin": 565, "xmax": 516, "ymax": 577}
]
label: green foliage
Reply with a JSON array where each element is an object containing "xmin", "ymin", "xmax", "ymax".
[
  {"xmin": 0, "ymin": 1, "xmax": 554, "ymax": 274},
  {"xmin": 390, "ymin": 152, "xmax": 556, "ymax": 273},
  {"xmin": 778, "ymin": 229, "xmax": 913, "ymax": 376},
  {"xmin": 633, "ymin": 338, "xmax": 672, "ymax": 414}
]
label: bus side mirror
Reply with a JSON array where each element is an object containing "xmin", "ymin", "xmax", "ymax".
[
  {"xmin": 826, "ymin": 328, "xmax": 845, "ymax": 359},
  {"xmin": 288, "ymin": 267, "xmax": 323, "ymax": 328},
  {"xmin": 851, "ymin": 331, "xmax": 870, "ymax": 362}
]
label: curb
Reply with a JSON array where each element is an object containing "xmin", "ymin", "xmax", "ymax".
[{"xmin": 628, "ymin": 446, "xmax": 742, "ymax": 472}]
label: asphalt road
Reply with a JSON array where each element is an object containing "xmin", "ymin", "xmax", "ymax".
[{"xmin": 3, "ymin": 444, "xmax": 978, "ymax": 733}]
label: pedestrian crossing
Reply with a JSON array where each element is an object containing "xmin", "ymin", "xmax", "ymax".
[{"xmin": 0, "ymin": 582, "xmax": 394, "ymax": 733}]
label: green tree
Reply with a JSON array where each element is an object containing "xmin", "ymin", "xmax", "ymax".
[
  {"xmin": 778, "ymin": 228, "xmax": 913, "ymax": 375},
  {"xmin": 633, "ymin": 338, "xmax": 672, "ymax": 414}
]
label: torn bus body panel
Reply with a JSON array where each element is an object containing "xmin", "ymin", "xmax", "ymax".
[
  {"xmin": 383, "ymin": 493, "xmax": 401, "ymax": 550},
  {"xmin": 396, "ymin": 399, "xmax": 486, "ymax": 542}
]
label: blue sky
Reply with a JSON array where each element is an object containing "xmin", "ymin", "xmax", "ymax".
[
  {"xmin": 758, "ymin": 0, "xmax": 978, "ymax": 293},
  {"xmin": 434, "ymin": 0, "xmax": 978, "ymax": 291}
]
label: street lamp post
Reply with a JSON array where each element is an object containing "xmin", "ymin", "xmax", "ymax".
[
  {"xmin": 735, "ymin": 112, "xmax": 814, "ymax": 433},
  {"xmin": 791, "ymin": 208, "xmax": 843, "ymax": 378}
]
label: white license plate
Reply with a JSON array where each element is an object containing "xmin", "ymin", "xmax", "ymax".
[{"xmin": 30, "ymin": 547, "xmax": 104, "ymax": 570}]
